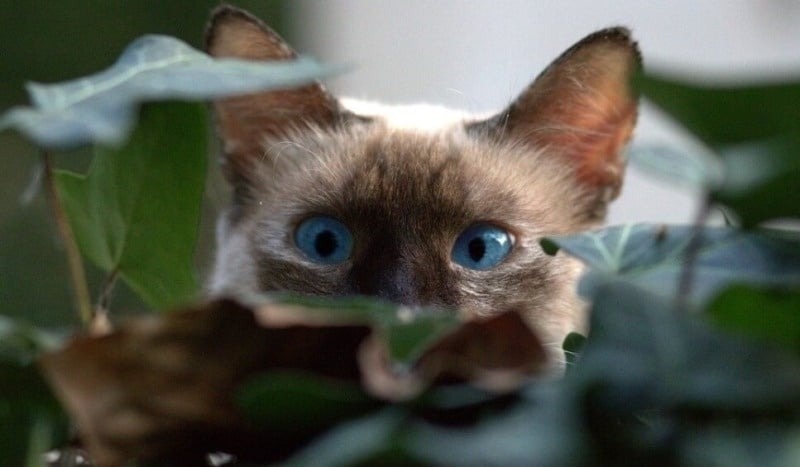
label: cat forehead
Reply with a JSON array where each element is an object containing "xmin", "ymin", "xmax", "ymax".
[
  {"xmin": 263, "ymin": 121, "xmax": 484, "ymax": 212},
  {"xmin": 255, "ymin": 119, "xmax": 583, "ymax": 233}
]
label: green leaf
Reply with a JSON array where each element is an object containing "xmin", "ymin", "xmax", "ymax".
[
  {"xmin": 707, "ymin": 285, "xmax": 800, "ymax": 354},
  {"xmin": 712, "ymin": 135, "xmax": 800, "ymax": 226},
  {"xmin": 235, "ymin": 372, "xmax": 384, "ymax": 465},
  {"xmin": 0, "ymin": 315, "xmax": 64, "ymax": 365},
  {"xmin": 0, "ymin": 318, "xmax": 68, "ymax": 466},
  {"xmin": 628, "ymin": 143, "xmax": 723, "ymax": 189},
  {"xmin": 575, "ymin": 281, "xmax": 800, "ymax": 415},
  {"xmin": 678, "ymin": 425, "xmax": 800, "ymax": 467},
  {"xmin": 56, "ymin": 102, "xmax": 206, "ymax": 309},
  {"xmin": 541, "ymin": 224, "xmax": 800, "ymax": 306},
  {"xmin": 0, "ymin": 35, "xmax": 334, "ymax": 149},
  {"xmin": 237, "ymin": 371, "xmax": 379, "ymax": 436},
  {"xmin": 567, "ymin": 281, "xmax": 800, "ymax": 465},
  {"xmin": 268, "ymin": 294, "xmax": 399, "ymax": 322},
  {"xmin": 283, "ymin": 408, "xmax": 407, "ymax": 467},
  {"xmin": 382, "ymin": 312, "xmax": 460, "ymax": 365},
  {"xmin": 271, "ymin": 294, "xmax": 460, "ymax": 364},
  {"xmin": 416, "ymin": 384, "xmax": 511, "ymax": 411},
  {"xmin": 635, "ymin": 73, "xmax": 800, "ymax": 147},
  {"xmin": 0, "ymin": 374, "xmax": 68, "ymax": 467},
  {"xmin": 405, "ymin": 386, "xmax": 583, "ymax": 466},
  {"xmin": 630, "ymin": 139, "xmax": 800, "ymax": 226},
  {"xmin": 635, "ymin": 73, "xmax": 800, "ymax": 225},
  {"xmin": 562, "ymin": 332, "xmax": 586, "ymax": 372}
]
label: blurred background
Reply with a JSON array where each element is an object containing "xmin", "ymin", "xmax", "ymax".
[{"xmin": 2, "ymin": 1, "xmax": 799, "ymax": 326}]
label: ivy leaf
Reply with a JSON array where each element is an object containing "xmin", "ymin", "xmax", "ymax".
[
  {"xmin": 382, "ymin": 313, "xmax": 460, "ymax": 365},
  {"xmin": 634, "ymin": 75, "xmax": 800, "ymax": 146},
  {"xmin": 541, "ymin": 224, "xmax": 800, "ymax": 306},
  {"xmin": 237, "ymin": 372, "xmax": 377, "ymax": 431},
  {"xmin": 571, "ymin": 281, "xmax": 800, "ymax": 465},
  {"xmin": 0, "ymin": 35, "xmax": 333, "ymax": 149},
  {"xmin": 283, "ymin": 409, "xmax": 407, "ymax": 466},
  {"xmin": 635, "ymin": 73, "xmax": 800, "ymax": 225},
  {"xmin": 268, "ymin": 294, "xmax": 461, "ymax": 365},
  {"xmin": 562, "ymin": 332, "xmax": 586, "ymax": 372},
  {"xmin": 55, "ymin": 102, "xmax": 206, "ymax": 309},
  {"xmin": 236, "ymin": 371, "xmax": 380, "ymax": 459},
  {"xmin": 677, "ymin": 424, "xmax": 800, "ymax": 467},
  {"xmin": 39, "ymin": 297, "xmax": 547, "ymax": 464},
  {"xmin": 0, "ymin": 315, "xmax": 64, "ymax": 365},
  {"xmin": 707, "ymin": 285, "xmax": 800, "ymax": 354},
  {"xmin": 0, "ymin": 317, "xmax": 68, "ymax": 466},
  {"xmin": 575, "ymin": 281, "xmax": 800, "ymax": 416},
  {"xmin": 627, "ymin": 143, "xmax": 723, "ymax": 190},
  {"xmin": 712, "ymin": 135, "xmax": 800, "ymax": 226}
]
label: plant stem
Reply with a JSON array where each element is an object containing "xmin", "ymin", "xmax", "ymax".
[
  {"xmin": 96, "ymin": 268, "xmax": 119, "ymax": 314},
  {"xmin": 676, "ymin": 193, "xmax": 712, "ymax": 311},
  {"xmin": 42, "ymin": 151, "xmax": 93, "ymax": 326}
]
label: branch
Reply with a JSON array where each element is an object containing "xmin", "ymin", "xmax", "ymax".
[
  {"xmin": 676, "ymin": 193, "xmax": 712, "ymax": 311},
  {"xmin": 42, "ymin": 151, "xmax": 93, "ymax": 326}
]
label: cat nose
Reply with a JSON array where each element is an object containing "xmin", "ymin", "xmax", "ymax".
[
  {"xmin": 374, "ymin": 266, "xmax": 420, "ymax": 306},
  {"xmin": 350, "ymin": 262, "xmax": 421, "ymax": 306}
]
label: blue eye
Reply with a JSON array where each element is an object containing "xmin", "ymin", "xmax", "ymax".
[
  {"xmin": 451, "ymin": 224, "xmax": 513, "ymax": 270},
  {"xmin": 294, "ymin": 216, "xmax": 353, "ymax": 264}
]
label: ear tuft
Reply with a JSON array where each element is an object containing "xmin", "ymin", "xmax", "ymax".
[
  {"xmin": 205, "ymin": 5, "xmax": 340, "ymax": 189},
  {"xmin": 471, "ymin": 27, "xmax": 641, "ymax": 219}
]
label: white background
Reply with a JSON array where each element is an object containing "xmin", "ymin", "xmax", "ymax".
[{"xmin": 289, "ymin": 1, "xmax": 800, "ymax": 225}]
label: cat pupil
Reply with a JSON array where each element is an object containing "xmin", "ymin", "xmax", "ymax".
[
  {"xmin": 468, "ymin": 238, "xmax": 486, "ymax": 262},
  {"xmin": 315, "ymin": 231, "xmax": 338, "ymax": 257}
]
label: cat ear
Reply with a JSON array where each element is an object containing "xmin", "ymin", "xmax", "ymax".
[
  {"xmin": 470, "ymin": 28, "xmax": 640, "ymax": 212},
  {"xmin": 205, "ymin": 5, "xmax": 340, "ymax": 185}
]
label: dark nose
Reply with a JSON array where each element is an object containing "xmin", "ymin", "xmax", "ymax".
[
  {"xmin": 351, "ymin": 260, "xmax": 420, "ymax": 306},
  {"xmin": 349, "ymin": 238, "xmax": 422, "ymax": 306},
  {"xmin": 373, "ymin": 265, "xmax": 419, "ymax": 305}
]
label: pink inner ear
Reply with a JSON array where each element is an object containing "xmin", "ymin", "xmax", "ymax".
[
  {"xmin": 501, "ymin": 31, "xmax": 640, "ymax": 200},
  {"xmin": 583, "ymin": 105, "xmax": 637, "ymax": 190},
  {"xmin": 205, "ymin": 5, "xmax": 340, "ymax": 184},
  {"xmin": 539, "ymin": 94, "xmax": 637, "ymax": 196}
]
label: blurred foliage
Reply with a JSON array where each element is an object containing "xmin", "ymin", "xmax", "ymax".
[
  {"xmin": 0, "ymin": 0, "xmax": 287, "ymax": 326},
  {"xmin": 0, "ymin": 316, "xmax": 68, "ymax": 466},
  {"xmin": 708, "ymin": 285, "xmax": 800, "ymax": 354},
  {"xmin": 56, "ymin": 103, "xmax": 208, "ymax": 309},
  {"xmin": 542, "ymin": 224, "xmax": 800, "ymax": 305},
  {"xmin": 0, "ymin": 0, "xmax": 288, "ymax": 108},
  {"xmin": 1, "ymin": 2, "xmax": 800, "ymax": 465},
  {"xmin": 635, "ymin": 74, "xmax": 800, "ymax": 226}
]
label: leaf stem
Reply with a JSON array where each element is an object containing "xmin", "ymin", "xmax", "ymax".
[
  {"xmin": 676, "ymin": 193, "xmax": 712, "ymax": 310},
  {"xmin": 42, "ymin": 151, "xmax": 93, "ymax": 326},
  {"xmin": 96, "ymin": 268, "xmax": 119, "ymax": 314}
]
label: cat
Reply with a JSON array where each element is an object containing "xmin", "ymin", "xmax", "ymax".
[{"xmin": 205, "ymin": 5, "xmax": 640, "ymax": 367}]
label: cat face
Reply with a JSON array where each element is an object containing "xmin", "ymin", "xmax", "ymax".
[{"xmin": 205, "ymin": 6, "xmax": 639, "ymax": 365}]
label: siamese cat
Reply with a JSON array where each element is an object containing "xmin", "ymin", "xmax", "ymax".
[{"xmin": 205, "ymin": 5, "xmax": 640, "ymax": 367}]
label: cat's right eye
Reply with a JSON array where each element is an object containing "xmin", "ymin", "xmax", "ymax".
[
  {"xmin": 451, "ymin": 223, "xmax": 513, "ymax": 270},
  {"xmin": 294, "ymin": 216, "xmax": 353, "ymax": 265}
]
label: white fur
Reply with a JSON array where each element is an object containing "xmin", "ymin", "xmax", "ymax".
[{"xmin": 340, "ymin": 98, "xmax": 484, "ymax": 133}]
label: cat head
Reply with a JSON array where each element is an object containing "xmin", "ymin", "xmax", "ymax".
[{"xmin": 205, "ymin": 5, "xmax": 640, "ymax": 363}]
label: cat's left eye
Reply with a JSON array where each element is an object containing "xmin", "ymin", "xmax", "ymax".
[
  {"xmin": 294, "ymin": 216, "xmax": 353, "ymax": 265},
  {"xmin": 451, "ymin": 223, "xmax": 513, "ymax": 270}
]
